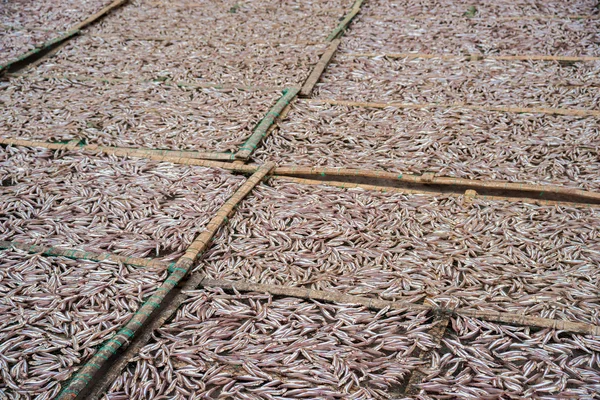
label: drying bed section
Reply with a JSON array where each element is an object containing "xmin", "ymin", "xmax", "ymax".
[
  {"xmin": 0, "ymin": 77, "xmax": 281, "ymax": 153},
  {"xmin": 0, "ymin": 145, "xmax": 245, "ymax": 261},
  {"xmin": 86, "ymin": 0, "xmax": 351, "ymax": 43},
  {"xmin": 0, "ymin": 0, "xmax": 113, "ymax": 66},
  {"xmin": 416, "ymin": 316, "xmax": 600, "ymax": 398},
  {"xmin": 198, "ymin": 180, "xmax": 600, "ymax": 324},
  {"xmin": 253, "ymin": 101, "xmax": 600, "ymax": 191},
  {"xmin": 29, "ymin": 36, "xmax": 326, "ymax": 87},
  {"xmin": 0, "ymin": 249, "xmax": 167, "ymax": 399},
  {"xmin": 0, "ymin": 28, "xmax": 54, "ymax": 66},
  {"xmin": 343, "ymin": 14, "xmax": 600, "ymax": 56},
  {"xmin": 103, "ymin": 289, "xmax": 434, "ymax": 399},
  {"xmin": 357, "ymin": 0, "xmax": 600, "ymax": 18},
  {"xmin": 314, "ymin": 57, "xmax": 600, "ymax": 109}
]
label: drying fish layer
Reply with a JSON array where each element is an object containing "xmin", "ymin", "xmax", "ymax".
[
  {"xmin": 315, "ymin": 57, "xmax": 600, "ymax": 109},
  {"xmin": 0, "ymin": 76, "xmax": 280, "ymax": 153},
  {"xmin": 199, "ymin": 179, "xmax": 600, "ymax": 324},
  {"xmin": 0, "ymin": 249, "xmax": 167, "ymax": 400},
  {"xmin": 0, "ymin": 146, "xmax": 245, "ymax": 260},
  {"xmin": 86, "ymin": 0, "xmax": 350, "ymax": 44},
  {"xmin": 30, "ymin": 35, "xmax": 325, "ymax": 86},
  {"xmin": 343, "ymin": 16, "xmax": 600, "ymax": 56},
  {"xmin": 416, "ymin": 316, "xmax": 600, "ymax": 398},
  {"xmin": 358, "ymin": 0, "xmax": 600, "ymax": 19},
  {"xmin": 103, "ymin": 288, "xmax": 433, "ymax": 400},
  {"xmin": 253, "ymin": 101, "xmax": 600, "ymax": 191}
]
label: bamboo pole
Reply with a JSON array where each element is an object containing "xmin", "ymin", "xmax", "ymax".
[
  {"xmin": 0, "ymin": 240, "xmax": 172, "ymax": 271},
  {"xmin": 273, "ymin": 176, "xmax": 595, "ymax": 208},
  {"xmin": 306, "ymin": 98, "xmax": 600, "ymax": 117},
  {"xmin": 340, "ymin": 52, "xmax": 600, "ymax": 62},
  {"xmin": 300, "ymin": 39, "xmax": 341, "ymax": 97},
  {"xmin": 200, "ymin": 278, "xmax": 600, "ymax": 336},
  {"xmin": 272, "ymin": 165, "xmax": 600, "ymax": 204},
  {"xmin": 4, "ymin": 137, "xmax": 600, "ymax": 205},
  {"xmin": 0, "ymin": 137, "xmax": 252, "ymax": 172},
  {"xmin": 57, "ymin": 163, "xmax": 274, "ymax": 400},
  {"xmin": 235, "ymin": 88, "xmax": 299, "ymax": 160},
  {"xmin": 326, "ymin": 0, "xmax": 364, "ymax": 41}
]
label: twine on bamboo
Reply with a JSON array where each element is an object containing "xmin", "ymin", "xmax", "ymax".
[
  {"xmin": 235, "ymin": 88, "xmax": 299, "ymax": 160},
  {"xmin": 199, "ymin": 278, "xmax": 600, "ymax": 336},
  {"xmin": 300, "ymin": 39, "xmax": 341, "ymax": 97},
  {"xmin": 0, "ymin": 240, "xmax": 172, "ymax": 271},
  {"xmin": 306, "ymin": 98, "xmax": 600, "ymax": 117},
  {"xmin": 56, "ymin": 162, "xmax": 274, "ymax": 400}
]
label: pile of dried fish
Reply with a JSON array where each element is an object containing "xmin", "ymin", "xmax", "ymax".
[
  {"xmin": 104, "ymin": 288, "xmax": 433, "ymax": 399},
  {"xmin": 254, "ymin": 101, "xmax": 600, "ymax": 191},
  {"xmin": 0, "ymin": 249, "xmax": 167, "ymax": 399},
  {"xmin": 417, "ymin": 316, "xmax": 600, "ymax": 398},
  {"xmin": 343, "ymin": 16, "xmax": 600, "ymax": 56},
  {"xmin": 357, "ymin": 0, "xmax": 599, "ymax": 19},
  {"xmin": 316, "ymin": 57, "xmax": 600, "ymax": 109},
  {"xmin": 0, "ymin": 0, "xmax": 113, "ymax": 65},
  {"xmin": 29, "ymin": 35, "xmax": 325, "ymax": 87},
  {"xmin": 1, "ymin": 77, "xmax": 280, "ymax": 152},
  {"xmin": 199, "ymin": 180, "xmax": 600, "ymax": 324},
  {"xmin": 0, "ymin": 146, "xmax": 244, "ymax": 260}
]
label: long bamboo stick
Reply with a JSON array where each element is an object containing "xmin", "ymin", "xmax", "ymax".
[
  {"xmin": 4, "ymin": 137, "xmax": 600, "ymax": 205},
  {"xmin": 306, "ymin": 98, "xmax": 600, "ymax": 117},
  {"xmin": 340, "ymin": 52, "xmax": 600, "ymax": 62},
  {"xmin": 326, "ymin": 0, "xmax": 364, "ymax": 41},
  {"xmin": 300, "ymin": 39, "xmax": 341, "ymax": 97},
  {"xmin": 56, "ymin": 163, "xmax": 274, "ymax": 400},
  {"xmin": 200, "ymin": 278, "xmax": 600, "ymax": 336},
  {"xmin": 235, "ymin": 88, "xmax": 299, "ymax": 160},
  {"xmin": 274, "ymin": 176, "xmax": 595, "ymax": 208},
  {"xmin": 0, "ymin": 240, "xmax": 172, "ymax": 270}
]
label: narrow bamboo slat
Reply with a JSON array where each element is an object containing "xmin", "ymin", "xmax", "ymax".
[
  {"xmin": 306, "ymin": 98, "xmax": 600, "ymax": 117},
  {"xmin": 340, "ymin": 52, "xmax": 600, "ymax": 62},
  {"xmin": 0, "ymin": 240, "xmax": 172, "ymax": 270},
  {"xmin": 300, "ymin": 39, "xmax": 341, "ymax": 97},
  {"xmin": 56, "ymin": 163, "xmax": 275, "ymax": 400},
  {"xmin": 326, "ymin": 0, "xmax": 365, "ymax": 41}
]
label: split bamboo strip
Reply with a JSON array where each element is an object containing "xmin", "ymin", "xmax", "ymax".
[
  {"xmin": 235, "ymin": 88, "xmax": 299, "ymax": 160},
  {"xmin": 404, "ymin": 316, "xmax": 451, "ymax": 395},
  {"xmin": 0, "ymin": 137, "xmax": 247, "ymax": 169},
  {"xmin": 0, "ymin": 0, "xmax": 128, "ymax": 73},
  {"xmin": 56, "ymin": 162, "xmax": 275, "ymax": 400},
  {"xmin": 272, "ymin": 176, "xmax": 595, "ymax": 208},
  {"xmin": 300, "ymin": 39, "xmax": 341, "ymax": 97},
  {"xmin": 200, "ymin": 278, "xmax": 600, "ymax": 336},
  {"xmin": 340, "ymin": 52, "xmax": 600, "ymax": 62},
  {"xmin": 87, "ymin": 34, "xmax": 324, "ymax": 47},
  {"xmin": 369, "ymin": 15, "xmax": 600, "ymax": 21},
  {"xmin": 306, "ymin": 98, "xmax": 600, "ymax": 117},
  {"xmin": 273, "ymin": 165, "xmax": 600, "ymax": 204},
  {"xmin": 326, "ymin": 0, "xmax": 364, "ymax": 41},
  {"xmin": 0, "ymin": 240, "xmax": 172, "ymax": 271},
  {"xmin": 6, "ymin": 72, "xmax": 288, "ymax": 92},
  {"xmin": 5, "ymin": 138, "xmax": 600, "ymax": 205}
]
